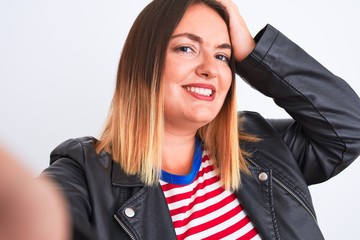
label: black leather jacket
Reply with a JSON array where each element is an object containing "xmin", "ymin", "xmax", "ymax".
[{"xmin": 43, "ymin": 25, "xmax": 360, "ymax": 240}]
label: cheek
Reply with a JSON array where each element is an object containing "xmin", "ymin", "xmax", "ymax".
[
  {"xmin": 163, "ymin": 62, "xmax": 191, "ymax": 86},
  {"xmin": 163, "ymin": 66, "xmax": 177, "ymax": 88},
  {"xmin": 220, "ymin": 67, "xmax": 233, "ymax": 92},
  {"xmin": 162, "ymin": 63, "xmax": 171, "ymax": 85}
]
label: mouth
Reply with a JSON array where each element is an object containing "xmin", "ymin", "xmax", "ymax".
[{"xmin": 185, "ymin": 86, "xmax": 214, "ymax": 97}]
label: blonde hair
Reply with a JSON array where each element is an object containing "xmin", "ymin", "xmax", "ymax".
[
  {"xmin": 96, "ymin": 0, "xmax": 256, "ymax": 190},
  {"xmin": 198, "ymin": 74, "xmax": 257, "ymax": 190}
]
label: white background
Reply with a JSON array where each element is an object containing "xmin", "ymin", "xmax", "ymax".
[{"xmin": 0, "ymin": 0, "xmax": 359, "ymax": 239}]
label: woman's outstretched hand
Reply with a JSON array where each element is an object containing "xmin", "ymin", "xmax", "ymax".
[
  {"xmin": 216, "ymin": 0, "xmax": 255, "ymax": 62},
  {"xmin": 0, "ymin": 147, "xmax": 70, "ymax": 240}
]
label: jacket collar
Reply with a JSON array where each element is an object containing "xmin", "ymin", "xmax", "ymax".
[{"xmin": 111, "ymin": 160, "xmax": 144, "ymax": 187}]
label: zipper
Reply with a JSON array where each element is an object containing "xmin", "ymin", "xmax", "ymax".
[
  {"xmin": 271, "ymin": 176, "xmax": 318, "ymax": 223},
  {"xmin": 114, "ymin": 214, "xmax": 136, "ymax": 240},
  {"xmin": 246, "ymin": 157, "xmax": 318, "ymax": 223}
]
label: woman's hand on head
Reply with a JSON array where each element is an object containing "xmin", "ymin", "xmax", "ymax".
[{"xmin": 216, "ymin": 0, "xmax": 255, "ymax": 62}]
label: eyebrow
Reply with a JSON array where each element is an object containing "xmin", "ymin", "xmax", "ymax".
[{"xmin": 171, "ymin": 32, "xmax": 232, "ymax": 50}]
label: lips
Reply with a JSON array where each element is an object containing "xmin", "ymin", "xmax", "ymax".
[{"xmin": 183, "ymin": 84, "xmax": 216, "ymax": 100}]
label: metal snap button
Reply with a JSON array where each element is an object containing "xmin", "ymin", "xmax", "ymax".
[
  {"xmin": 258, "ymin": 172, "xmax": 268, "ymax": 182},
  {"xmin": 124, "ymin": 207, "xmax": 135, "ymax": 218}
]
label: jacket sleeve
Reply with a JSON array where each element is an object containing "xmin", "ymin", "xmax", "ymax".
[
  {"xmin": 42, "ymin": 138, "xmax": 96, "ymax": 240},
  {"xmin": 236, "ymin": 24, "xmax": 360, "ymax": 185}
]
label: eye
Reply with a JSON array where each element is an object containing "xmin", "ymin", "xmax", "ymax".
[
  {"xmin": 215, "ymin": 54, "xmax": 230, "ymax": 63},
  {"xmin": 176, "ymin": 46, "xmax": 194, "ymax": 53}
]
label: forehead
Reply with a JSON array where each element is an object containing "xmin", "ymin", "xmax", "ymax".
[{"xmin": 172, "ymin": 3, "xmax": 230, "ymax": 44}]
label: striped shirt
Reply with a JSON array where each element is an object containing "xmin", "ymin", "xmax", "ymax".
[{"xmin": 160, "ymin": 139, "xmax": 261, "ymax": 240}]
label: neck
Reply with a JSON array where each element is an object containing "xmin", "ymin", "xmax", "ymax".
[{"xmin": 162, "ymin": 129, "xmax": 197, "ymax": 175}]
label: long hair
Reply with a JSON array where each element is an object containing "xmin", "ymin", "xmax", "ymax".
[{"xmin": 96, "ymin": 0, "xmax": 255, "ymax": 190}]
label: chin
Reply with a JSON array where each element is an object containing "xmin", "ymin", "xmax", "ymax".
[{"xmin": 191, "ymin": 114, "xmax": 216, "ymax": 127}]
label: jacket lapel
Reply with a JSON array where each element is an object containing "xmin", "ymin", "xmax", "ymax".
[{"xmin": 112, "ymin": 163, "xmax": 177, "ymax": 240}]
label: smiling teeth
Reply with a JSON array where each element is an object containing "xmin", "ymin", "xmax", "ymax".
[{"xmin": 186, "ymin": 86, "xmax": 213, "ymax": 96}]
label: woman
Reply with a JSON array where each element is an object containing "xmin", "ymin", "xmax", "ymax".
[{"xmin": 43, "ymin": 0, "xmax": 360, "ymax": 239}]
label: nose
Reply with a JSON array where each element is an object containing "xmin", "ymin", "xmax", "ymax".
[{"xmin": 195, "ymin": 53, "xmax": 218, "ymax": 79}]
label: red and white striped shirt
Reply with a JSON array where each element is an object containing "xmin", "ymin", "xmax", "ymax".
[{"xmin": 160, "ymin": 139, "xmax": 261, "ymax": 240}]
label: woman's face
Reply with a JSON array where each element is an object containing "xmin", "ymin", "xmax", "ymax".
[{"xmin": 163, "ymin": 3, "xmax": 232, "ymax": 134}]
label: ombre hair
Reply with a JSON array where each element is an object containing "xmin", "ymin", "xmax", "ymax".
[{"xmin": 96, "ymin": 0, "xmax": 254, "ymax": 190}]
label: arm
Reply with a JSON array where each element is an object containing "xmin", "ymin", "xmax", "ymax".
[
  {"xmin": 42, "ymin": 138, "xmax": 96, "ymax": 240},
  {"xmin": 237, "ymin": 24, "xmax": 360, "ymax": 184},
  {"xmin": 217, "ymin": 0, "xmax": 360, "ymax": 184}
]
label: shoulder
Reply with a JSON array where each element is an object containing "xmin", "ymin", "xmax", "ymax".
[
  {"xmin": 238, "ymin": 111, "xmax": 275, "ymax": 135},
  {"xmin": 239, "ymin": 110, "xmax": 263, "ymax": 121},
  {"xmin": 48, "ymin": 136, "xmax": 132, "ymax": 184},
  {"xmin": 49, "ymin": 136, "xmax": 98, "ymax": 165}
]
